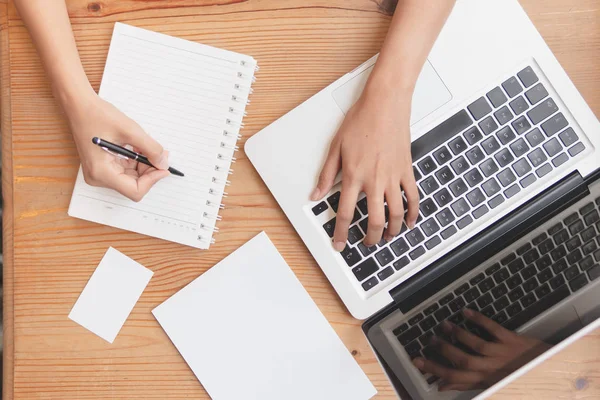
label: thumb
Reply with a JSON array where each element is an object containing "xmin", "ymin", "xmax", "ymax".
[
  {"xmin": 120, "ymin": 118, "xmax": 169, "ymax": 170},
  {"xmin": 311, "ymin": 141, "xmax": 341, "ymax": 201}
]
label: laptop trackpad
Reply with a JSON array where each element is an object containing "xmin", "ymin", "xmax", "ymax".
[{"xmin": 332, "ymin": 60, "xmax": 452, "ymax": 126}]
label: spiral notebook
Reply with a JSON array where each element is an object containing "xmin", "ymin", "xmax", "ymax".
[{"xmin": 68, "ymin": 23, "xmax": 256, "ymax": 249}]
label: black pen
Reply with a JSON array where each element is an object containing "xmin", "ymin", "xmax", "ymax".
[{"xmin": 92, "ymin": 137, "xmax": 184, "ymax": 177}]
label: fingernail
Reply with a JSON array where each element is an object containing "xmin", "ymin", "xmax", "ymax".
[
  {"xmin": 412, "ymin": 358, "xmax": 425, "ymax": 369},
  {"xmin": 384, "ymin": 235, "xmax": 392, "ymax": 243},
  {"xmin": 157, "ymin": 151, "xmax": 169, "ymax": 170},
  {"xmin": 463, "ymin": 308, "xmax": 474, "ymax": 317},
  {"xmin": 333, "ymin": 241, "xmax": 345, "ymax": 252},
  {"xmin": 310, "ymin": 187, "xmax": 321, "ymax": 201}
]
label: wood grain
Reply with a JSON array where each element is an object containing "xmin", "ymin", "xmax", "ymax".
[{"xmin": 2, "ymin": 0, "xmax": 599, "ymax": 399}]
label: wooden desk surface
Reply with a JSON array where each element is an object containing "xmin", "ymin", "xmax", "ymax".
[{"xmin": 2, "ymin": 0, "xmax": 599, "ymax": 399}]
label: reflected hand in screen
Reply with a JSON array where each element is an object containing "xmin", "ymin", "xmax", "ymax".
[{"xmin": 413, "ymin": 309, "xmax": 551, "ymax": 392}]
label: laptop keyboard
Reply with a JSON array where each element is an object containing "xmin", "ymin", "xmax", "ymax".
[
  {"xmin": 312, "ymin": 65, "xmax": 588, "ymax": 292},
  {"xmin": 394, "ymin": 197, "xmax": 600, "ymax": 385}
]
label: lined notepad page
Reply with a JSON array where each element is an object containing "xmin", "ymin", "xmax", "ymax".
[{"xmin": 68, "ymin": 23, "xmax": 256, "ymax": 249}]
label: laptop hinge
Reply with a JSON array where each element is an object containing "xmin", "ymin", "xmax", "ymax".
[{"xmin": 389, "ymin": 170, "xmax": 589, "ymax": 313}]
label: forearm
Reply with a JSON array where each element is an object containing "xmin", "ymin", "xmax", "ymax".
[
  {"xmin": 14, "ymin": 0, "xmax": 94, "ymax": 116},
  {"xmin": 366, "ymin": 0, "xmax": 456, "ymax": 99}
]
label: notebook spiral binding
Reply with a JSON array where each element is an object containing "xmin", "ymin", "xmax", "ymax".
[{"xmin": 198, "ymin": 59, "xmax": 256, "ymax": 246}]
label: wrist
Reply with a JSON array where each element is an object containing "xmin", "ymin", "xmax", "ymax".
[
  {"xmin": 362, "ymin": 72, "xmax": 413, "ymax": 111},
  {"xmin": 52, "ymin": 77, "xmax": 97, "ymax": 120}
]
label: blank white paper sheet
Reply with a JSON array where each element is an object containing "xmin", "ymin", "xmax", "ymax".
[
  {"xmin": 69, "ymin": 247, "xmax": 154, "ymax": 343},
  {"xmin": 152, "ymin": 232, "xmax": 376, "ymax": 400}
]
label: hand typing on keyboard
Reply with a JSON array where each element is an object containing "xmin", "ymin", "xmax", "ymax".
[
  {"xmin": 412, "ymin": 309, "xmax": 551, "ymax": 392},
  {"xmin": 309, "ymin": 1, "xmax": 460, "ymax": 251}
]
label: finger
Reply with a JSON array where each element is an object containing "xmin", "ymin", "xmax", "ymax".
[
  {"xmin": 108, "ymin": 169, "xmax": 170, "ymax": 202},
  {"xmin": 119, "ymin": 117, "xmax": 168, "ymax": 170},
  {"xmin": 432, "ymin": 337, "xmax": 491, "ymax": 373},
  {"xmin": 402, "ymin": 173, "xmax": 420, "ymax": 229},
  {"xmin": 384, "ymin": 184, "xmax": 404, "ymax": 241},
  {"xmin": 332, "ymin": 181, "xmax": 360, "ymax": 252},
  {"xmin": 464, "ymin": 309, "xmax": 516, "ymax": 343},
  {"xmin": 311, "ymin": 141, "xmax": 341, "ymax": 201},
  {"xmin": 364, "ymin": 190, "xmax": 385, "ymax": 247},
  {"xmin": 438, "ymin": 382, "xmax": 487, "ymax": 392},
  {"xmin": 412, "ymin": 358, "xmax": 483, "ymax": 385},
  {"xmin": 443, "ymin": 321, "xmax": 504, "ymax": 357}
]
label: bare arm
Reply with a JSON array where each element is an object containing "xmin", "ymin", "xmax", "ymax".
[
  {"xmin": 14, "ymin": 0, "xmax": 170, "ymax": 201},
  {"xmin": 313, "ymin": 0, "xmax": 456, "ymax": 250}
]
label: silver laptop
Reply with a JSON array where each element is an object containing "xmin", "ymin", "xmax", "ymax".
[{"xmin": 246, "ymin": 0, "xmax": 600, "ymax": 398}]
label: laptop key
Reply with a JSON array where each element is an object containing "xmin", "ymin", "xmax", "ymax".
[
  {"xmin": 406, "ymin": 228, "xmax": 425, "ymax": 246},
  {"xmin": 509, "ymin": 96, "xmax": 529, "ymax": 115},
  {"xmin": 502, "ymin": 76, "xmax": 523, "ymax": 98},
  {"xmin": 348, "ymin": 226, "xmax": 364, "ymax": 245},
  {"xmin": 552, "ymin": 258, "xmax": 568, "ymax": 275},
  {"xmin": 479, "ymin": 116, "xmax": 499, "ymax": 135},
  {"xmin": 436, "ymin": 208, "xmax": 456, "ymax": 227},
  {"xmin": 410, "ymin": 246, "xmax": 426, "ymax": 260},
  {"xmin": 441, "ymin": 225, "xmax": 458, "ymax": 240},
  {"xmin": 418, "ymin": 156, "xmax": 438, "ymax": 176},
  {"xmin": 481, "ymin": 305, "xmax": 496, "ymax": 318},
  {"xmin": 583, "ymin": 240, "xmax": 598, "ymax": 256},
  {"xmin": 525, "ymin": 82, "xmax": 548, "ymax": 105},
  {"xmin": 585, "ymin": 211, "xmax": 600, "ymax": 226},
  {"xmin": 523, "ymin": 248, "xmax": 540, "ymax": 265},
  {"xmin": 493, "ymin": 295, "xmax": 509, "ymax": 311},
  {"xmin": 393, "ymin": 256, "xmax": 410, "ymax": 271},
  {"xmin": 543, "ymin": 138, "xmax": 563, "ymax": 159},
  {"xmin": 420, "ymin": 316, "xmax": 437, "ymax": 331},
  {"xmin": 433, "ymin": 188, "xmax": 453, "ymax": 207},
  {"xmin": 434, "ymin": 306, "xmax": 451, "ymax": 322},
  {"xmin": 568, "ymin": 219, "xmax": 585, "ymax": 235},
  {"xmin": 588, "ymin": 265, "xmax": 600, "ymax": 281},
  {"xmin": 457, "ymin": 215, "xmax": 473, "ymax": 230},
  {"xmin": 552, "ymin": 153, "xmax": 569, "ymax": 167},
  {"xmin": 481, "ymin": 136, "xmax": 501, "ymax": 155},
  {"xmin": 541, "ymin": 113, "xmax": 568, "ymax": 137},
  {"xmin": 494, "ymin": 148, "xmax": 515, "ymax": 168},
  {"xmin": 404, "ymin": 340, "xmax": 421, "ymax": 359},
  {"xmin": 569, "ymin": 273, "xmax": 588, "ymax": 292},
  {"xmin": 439, "ymin": 293, "xmax": 455, "ymax": 306},
  {"xmin": 449, "ymin": 296, "xmax": 466, "ymax": 313},
  {"xmin": 465, "ymin": 168, "xmax": 484, "ymax": 187},
  {"xmin": 464, "ymin": 126, "xmax": 484, "ymax": 145},
  {"xmin": 506, "ymin": 274, "xmax": 523, "ymax": 290},
  {"xmin": 375, "ymin": 248, "xmax": 394, "ymax": 267},
  {"xmin": 480, "ymin": 159, "xmax": 500, "ymax": 178},
  {"xmin": 568, "ymin": 142, "xmax": 586, "ymax": 157},
  {"xmin": 567, "ymin": 249, "xmax": 583, "ymax": 265},
  {"xmin": 449, "ymin": 137, "xmax": 468, "ymax": 155},
  {"xmin": 497, "ymin": 126, "xmax": 517, "ymax": 146},
  {"xmin": 493, "ymin": 267, "xmax": 510, "ymax": 284},
  {"xmin": 513, "ymin": 158, "xmax": 532, "ymax": 177},
  {"xmin": 435, "ymin": 166, "xmax": 455, "ymax": 186},
  {"xmin": 422, "ymin": 346, "xmax": 453, "ymax": 369},
  {"xmin": 520, "ymin": 292, "xmax": 536, "ymax": 308},
  {"xmin": 468, "ymin": 97, "xmax": 493, "ymax": 121},
  {"xmin": 467, "ymin": 188, "xmax": 486, "ymax": 207},
  {"xmin": 512, "ymin": 116, "xmax": 531, "ymax": 135},
  {"xmin": 466, "ymin": 146, "xmax": 486, "ymax": 165},
  {"xmin": 473, "ymin": 205, "xmax": 489, "ymax": 219},
  {"xmin": 425, "ymin": 236, "xmax": 442, "ymax": 250},
  {"xmin": 502, "ymin": 253, "xmax": 517, "ymax": 266},
  {"xmin": 528, "ymin": 98, "xmax": 559, "ymax": 125},
  {"xmin": 433, "ymin": 146, "xmax": 453, "ymax": 166},
  {"xmin": 449, "ymin": 178, "xmax": 469, "ymax": 197},
  {"xmin": 520, "ymin": 174, "xmax": 537, "ymax": 189},
  {"xmin": 536, "ymin": 163, "xmax": 553, "ymax": 178},
  {"xmin": 486, "ymin": 263, "xmax": 502, "ymax": 275},
  {"xmin": 491, "ymin": 283, "xmax": 508, "ymax": 298},
  {"xmin": 450, "ymin": 156, "xmax": 470, "ymax": 175},
  {"xmin": 536, "ymin": 268, "xmax": 553, "ymax": 284},
  {"xmin": 470, "ymin": 273, "xmax": 485, "ymax": 285},
  {"xmin": 478, "ymin": 277, "xmax": 495, "ymax": 293},
  {"xmin": 352, "ymin": 258, "xmax": 379, "ymax": 281},
  {"xmin": 510, "ymin": 138, "xmax": 530, "ymax": 158},
  {"xmin": 419, "ymin": 331, "xmax": 434, "ymax": 347},
  {"xmin": 390, "ymin": 237, "xmax": 410, "ymax": 257},
  {"xmin": 362, "ymin": 276, "xmax": 379, "ymax": 291},
  {"xmin": 518, "ymin": 67, "xmax": 539, "ymax": 88},
  {"xmin": 504, "ymin": 184, "xmax": 521, "ymax": 199},
  {"xmin": 508, "ymin": 258, "xmax": 525, "ymax": 273},
  {"xmin": 528, "ymin": 148, "xmax": 547, "ymax": 168},
  {"xmin": 477, "ymin": 293, "xmax": 493, "ymax": 309},
  {"xmin": 398, "ymin": 326, "xmax": 422, "ymax": 346},
  {"xmin": 519, "ymin": 243, "xmax": 533, "ymax": 257},
  {"xmin": 341, "ymin": 245, "xmax": 363, "ymax": 267},
  {"xmin": 523, "ymin": 277, "xmax": 539, "ymax": 292},
  {"xmin": 558, "ymin": 128, "xmax": 578, "ymax": 147},
  {"xmin": 492, "ymin": 311, "xmax": 509, "ymax": 326},
  {"xmin": 536, "ymin": 254, "xmax": 553, "ymax": 270},
  {"xmin": 312, "ymin": 201, "xmax": 328, "ymax": 216},
  {"xmin": 580, "ymin": 255, "xmax": 595, "ymax": 271},
  {"xmin": 494, "ymin": 107, "xmax": 514, "ymax": 126},
  {"xmin": 549, "ymin": 274, "xmax": 565, "ymax": 290},
  {"xmin": 498, "ymin": 168, "xmax": 517, "ymax": 187},
  {"xmin": 323, "ymin": 218, "xmax": 336, "ymax": 238},
  {"xmin": 393, "ymin": 323, "xmax": 409, "ymax": 336},
  {"xmin": 508, "ymin": 287, "xmax": 525, "ymax": 302},
  {"xmin": 454, "ymin": 283, "xmax": 470, "ymax": 296},
  {"xmin": 565, "ymin": 265, "xmax": 579, "ymax": 281},
  {"xmin": 357, "ymin": 242, "xmax": 377, "ymax": 257},
  {"xmin": 464, "ymin": 287, "xmax": 480, "ymax": 303},
  {"xmin": 421, "ymin": 177, "xmax": 440, "ymax": 196},
  {"xmin": 506, "ymin": 302, "xmax": 523, "ymax": 318},
  {"xmin": 377, "ymin": 266, "xmax": 395, "ymax": 281}
]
